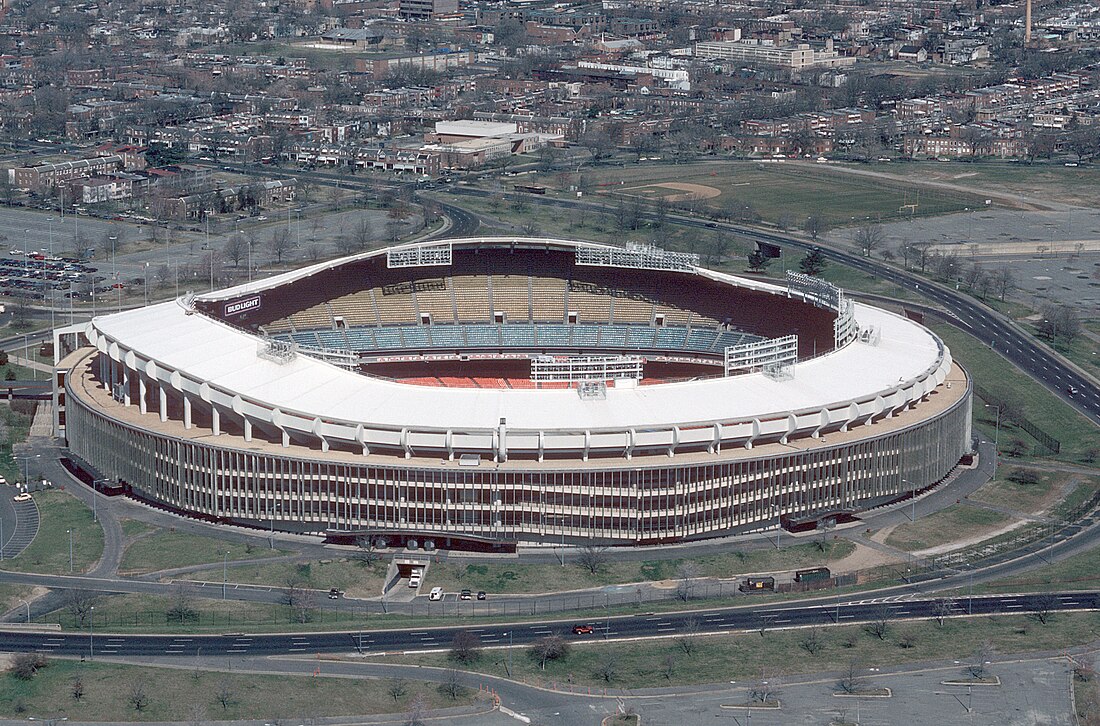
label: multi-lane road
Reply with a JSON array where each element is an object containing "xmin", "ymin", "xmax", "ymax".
[{"xmin": 0, "ymin": 591, "xmax": 1093, "ymax": 659}]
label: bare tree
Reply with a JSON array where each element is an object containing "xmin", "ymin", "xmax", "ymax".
[
  {"xmin": 449, "ymin": 630, "xmax": 481, "ymax": 665},
  {"xmin": 661, "ymin": 653, "xmax": 676, "ymax": 681},
  {"xmin": 594, "ymin": 656, "xmax": 618, "ymax": 684},
  {"xmin": 676, "ymin": 618, "xmax": 700, "ymax": 655},
  {"xmin": 898, "ymin": 630, "xmax": 916, "ymax": 649},
  {"xmin": 439, "ymin": 668, "xmax": 463, "ymax": 700},
  {"xmin": 815, "ymin": 519, "xmax": 835, "ymax": 552},
  {"xmin": 1037, "ymin": 304, "xmax": 1081, "ymax": 345},
  {"xmin": 128, "ymin": 681, "xmax": 150, "ymax": 711},
  {"xmin": 758, "ymin": 612, "xmax": 777, "ymax": 638},
  {"xmin": 931, "ymin": 597, "xmax": 955, "ymax": 627},
  {"xmin": 528, "ymin": 635, "xmax": 569, "ymax": 670},
  {"xmin": 269, "ymin": 228, "xmax": 292, "ymax": 264},
  {"xmin": 675, "ymin": 561, "xmax": 701, "ymax": 601},
  {"xmin": 215, "ymin": 677, "xmax": 236, "ymax": 711},
  {"xmin": 865, "ymin": 605, "xmax": 892, "ymax": 641},
  {"xmin": 576, "ymin": 545, "xmax": 609, "ymax": 576},
  {"xmin": 64, "ymin": 589, "xmax": 100, "ymax": 627},
  {"xmin": 853, "ymin": 223, "xmax": 884, "ymax": 257},
  {"xmin": 1029, "ymin": 592, "xmax": 1058, "ymax": 625},
  {"xmin": 10, "ymin": 653, "xmax": 46, "ymax": 680},
  {"xmin": 837, "ymin": 660, "xmax": 868, "ymax": 694},
  {"xmin": 405, "ymin": 692, "xmax": 427, "ymax": 726},
  {"xmin": 353, "ymin": 534, "xmax": 383, "ymax": 567},
  {"xmin": 967, "ymin": 641, "xmax": 995, "ymax": 679},
  {"xmin": 284, "ymin": 580, "xmax": 317, "ymax": 623},
  {"xmin": 749, "ymin": 676, "xmax": 780, "ymax": 704},
  {"xmin": 71, "ymin": 676, "xmax": 85, "ymax": 701},
  {"xmin": 167, "ymin": 584, "xmax": 199, "ymax": 624},
  {"xmin": 803, "ymin": 215, "xmax": 829, "ymax": 241},
  {"xmin": 799, "ymin": 627, "xmax": 824, "ymax": 655},
  {"xmin": 387, "ymin": 677, "xmax": 409, "ymax": 704},
  {"xmin": 223, "ymin": 234, "xmax": 247, "ymax": 267}
]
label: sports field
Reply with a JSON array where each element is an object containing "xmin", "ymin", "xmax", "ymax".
[{"xmin": 531, "ymin": 161, "xmax": 990, "ymax": 227}]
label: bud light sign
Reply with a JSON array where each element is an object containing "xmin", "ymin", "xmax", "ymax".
[{"xmin": 224, "ymin": 295, "xmax": 261, "ymax": 316}]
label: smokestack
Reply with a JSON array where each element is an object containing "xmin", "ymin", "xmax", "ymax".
[{"xmin": 1025, "ymin": 0, "xmax": 1032, "ymax": 46}]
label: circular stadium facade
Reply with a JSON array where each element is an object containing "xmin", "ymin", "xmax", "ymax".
[{"xmin": 55, "ymin": 237, "xmax": 972, "ymax": 547}]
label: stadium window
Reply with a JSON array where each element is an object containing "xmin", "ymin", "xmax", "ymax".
[
  {"xmin": 420, "ymin": 313, "xmax": 431, "ymax": 325},
  {"xmin": 567, "ymin": 311, "xmax": 578, "ymax": 324},
  {"xmin": 494, "ymin": 311, "xmax": 505, "ymax": 324},
  {"xmin": 334, "ymin": 316, "xmax": 346, "ymax": 330},
  {"xmin": 654, "ymin": 313, "xmax": 665, "ymax": 327}
]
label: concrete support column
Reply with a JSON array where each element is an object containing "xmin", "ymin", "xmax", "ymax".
[
  {"xmin": 158, "ymin": 385, "xmax": 167, "ymax": 422},
  {"xmin": 183, "ymin": 394, "xmax": 192, "ymax": 430},
  {"xmin": 138, "ymin": 377, "xmax": 147, "ymax": 415},
  {"xmin": 211, "ymin": 406, "xmax": 221, "ymax": 436},
  {"xmin": 243, "ymin": 416, "xmax": 252, "ymax": 442},
  {"xmin": 122, "ymin": 367, "xmax": 131, "ymax": 406}
]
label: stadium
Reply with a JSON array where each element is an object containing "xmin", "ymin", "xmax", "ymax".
[{"xmin": 52, "ymin": 237, "xmax": 972, "ymax": 549}]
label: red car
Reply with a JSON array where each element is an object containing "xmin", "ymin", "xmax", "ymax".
[{"xmin": 572, "ymin": 624, "xmax": 594, "ymax": 635}]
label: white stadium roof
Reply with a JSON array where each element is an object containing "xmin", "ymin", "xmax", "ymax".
[{"xmin": 92, "ymin": 299, "xmax": 943, "ymax": 435}]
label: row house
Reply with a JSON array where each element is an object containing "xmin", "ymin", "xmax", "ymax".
[
  {"xmin": 151, "ymin": 179, "xmax": 296, "ymax": 220},
  {"xmin": 70, "ymin": 174, "xmax": 147, "ymax": 204},
  {"xmin": 903, "ymin": 135, "xmax": 1023, "ymax": 158},
  {"xmin": 8, "ymin": 153, "xmax": 142, "ymax": 192}
]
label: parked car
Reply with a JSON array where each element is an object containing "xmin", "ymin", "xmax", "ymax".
[
  {"xmin": 408, "ymin": 575, "xmax": 421, "ymax": 588},
  {"xmin": 328, "ymin": 588, "xmax": 343, "ymax": 599},
  {"xmin": 429, "ymin": 587, "xmax": 444, "ymax": 601},
  {"xmin": 13, "ymin": 493, "xmax": 32, "ymax": 502},
  {"xmin": 459, "ymin": 589, "xmax": 473, "ymax": 601},
  {"xmin": 476, "ymin": 591, "xmax": 487, "ymax": 601}
]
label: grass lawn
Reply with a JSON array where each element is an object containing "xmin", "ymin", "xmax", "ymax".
[
  {"xmin": 117, "ymin": 528, "xmax": 289, "ymax": 576},
  {"xmin": 188, "ymin": 557, "xmax": 387, "ymax": 599},
  {"xmin": 527, "ymin": 161, "xmax": 986, "ymax": 228},
  {"xmin": 0, "ymin": 402, "xmax": 33, "ymax": 486},
  {"xmin": 118, "ymin": 518, "xmax": 154, "ymax": 537},
  {"xmin": 370, "ymin": 611, "xmax": 1100, "ymax": 690},
  {"xmin": 968, "ymin": 470, "xmax": 1059, "ymax": 515},
  {"xmin": 885, "ymin": 504, "xmax": 1012, "ymax": 553},
  {"xmin": 0, "ymin": 584, "xmax": 34, "ymax": 616},
  {"xmin": 932, "ymin": 322, "xmax": 1100, "ymax": 462},
  {"xmin": 0, "ymin": 658, "xmax": 477, "ymax": 721},
  {"xmin": 973, "ymin": 538, "xmax": 1100, "ymax": 594},
  {"xmin": 422, "ymin": 541, "xmax": 854, "ymax": 595},
  {"xmin": 1, "ymin": 489, "xmax": 103, "ymax": 575},
  {"xmin": 908, "ymin": 161, "xmax": 1100, "ymax": 207}
]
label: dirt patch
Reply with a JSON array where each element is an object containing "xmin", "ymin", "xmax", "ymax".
[
  {"xmin": 621, "ymin": 181, "xmax": 723, "ymax": 202},
  {"xmin": 830, "ymin": 542, "xmax": 902, "ymax": 572}
]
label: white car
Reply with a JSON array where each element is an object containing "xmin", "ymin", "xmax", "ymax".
[
  {"xmin": 428, "ymin": 587, "xmax": 444, "ymax": 601},
  {"xmin": 408, "ymin": 575, "xmax": 421, "ymax": 588},
  {"xmin": 13, "ymin": 493, "xmax": 32, "ymax": 502}
]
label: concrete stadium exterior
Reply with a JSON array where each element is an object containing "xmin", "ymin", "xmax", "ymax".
[{"xmin": 53, "ymin": 238, "xmax": 972, "ymax": 547}]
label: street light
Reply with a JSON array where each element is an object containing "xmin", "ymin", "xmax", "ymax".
[
  {"xmin": 222, "ymin": 551, "xmax": 228, "ymax": 600},
  {"xmin": 67, "ymin": 528, "xmax": 73, "ymax": 572},
  {"xmin": 16, "ymin": 453, "xmax": 40, "ymax": 490},
  {"xmin": 88, "ymin": 605, "xmax": 94, "ymax": 660},
  {"xmin": 902, "ymin": 477, "xmax": 915, "ymax": 521}
]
